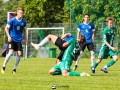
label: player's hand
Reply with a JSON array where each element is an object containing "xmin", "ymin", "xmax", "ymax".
[
  {"xmin": 66, "ymin": 33, "xmax": 71, "ymax": 36},
  {"xmin": 111, "ymin": 47, "xmax": 118, "ymax": 51},
  {"xmin": 25, "ymin": 40, "xmax": 28, "ymax": 45},
  {"xmin": 76, "ymin": 37, "xmax": 80, "ymax": 42},
  {"xmin": 92, "ymin": 38, "xmax": 94, "ymax": 42},
  {"xmin": 8, "ymin": 36, "xmax": 12, "ymax": 42}
]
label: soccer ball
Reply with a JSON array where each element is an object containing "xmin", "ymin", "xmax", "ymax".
[{"xmin": 51, "ymin": 84, "xmax": 56, "ymax": 89}]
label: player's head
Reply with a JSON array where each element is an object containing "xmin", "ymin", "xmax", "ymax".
[
  {"xmin": 84, "ymin": 13, "xmax": 90, "ymax": 23},
  {"xmin": 106, "ymin": 17, "xmax": 114, "ymax": 28},
  {"xmin": 16, "ymin": 7, "xmax": 24, "ymax": 19}
]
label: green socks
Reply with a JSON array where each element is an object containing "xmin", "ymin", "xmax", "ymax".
[
  {"xmin": 106, "ymin": 59, "xmax": 116, "ymax": 67},
  {"xmin": 52, "ymin": 71, "xmax": 61, "ymax": 75},
  {"xmin": 68, "ymin": 71, "xmax": 80, "ymax": 76},
  {"xmin": 94, "ymin": 62, "xmax": 99, "ymax": 68}
]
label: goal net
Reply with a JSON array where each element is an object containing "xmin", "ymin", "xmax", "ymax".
[{"xmin": 25, "ymin": 27, "xmax": 65, "ymax": 58}]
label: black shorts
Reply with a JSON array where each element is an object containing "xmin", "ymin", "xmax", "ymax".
[
  {"xmin": 79, "ymin": 42, "xmax": 94, "ymax": 52},
  {"xmin": 57, "ymin": 51, "xmax": 64, "ymax": 61},
  {"xmin": 55, "ymin": 37, "xmax": 67, "ymax": 51},
  {"xmin": 8, "ymin": 41, "xmax": 22, "ymax": 51}
]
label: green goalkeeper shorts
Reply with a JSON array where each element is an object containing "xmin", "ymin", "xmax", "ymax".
[{"xmin": 98, "ymin": 47, "xmax": 118, "ymax": 59}]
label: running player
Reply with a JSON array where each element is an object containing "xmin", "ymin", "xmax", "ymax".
[
  {"xmin": 93, "ymin": 17, "xmax": 118, "ymax": 73},
  {"xmin": 74, "ymin": 13, "xmax": 95, "ymax": 73},
  {"xmin": 1, "ymin": 7, "xmax": 27, "ymax": 74}
]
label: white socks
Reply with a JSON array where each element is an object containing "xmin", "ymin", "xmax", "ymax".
[
  {"xmin": 13, "ymin": 55, "xmax": 20, "ymax": 70},
  {"xmin": 75, "ymin": 52, "xmax": 83, "ymax": 66},
  {"xmin": 38, "ymin": 37, "xmax": 49, "ymax": 47},
  {"xmin": 91, "ymin": 53, "xmax": 95, "ymax": 66},
  {"xmin": 2, "ymin": 52, "xmax": 13, "ymax": 67},
  {"xmin": 75, "ymin": 54, "xmax": 81, "ymax": 65},
  {"xmin": 3, "ymin": 52, "xmax": 20, "ymax": 70}
]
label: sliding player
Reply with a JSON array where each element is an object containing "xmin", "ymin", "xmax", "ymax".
[
  {"xmin": 31, "ymin": 33, "xmax": 74, "ymax": 63},
  {"xmin": 31, "ymin": 34, "xmax": 90, "ymax": 76},
  {"xmin": 49, "ymin": 37, "xmax": 90, "ymax": 76}
]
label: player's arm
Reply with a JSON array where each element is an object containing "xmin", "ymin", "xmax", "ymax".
[
  {"xmin": 61, "ymin": 33, "xmax": 71, "ymax": 39},
  {"xmin": 92, "ymin": 24, "xmax": 95, "ymax": 42},
  {"xmin": 77, "ymin": 28, "xmax": 80, "ymax": 41},
  {"xmin": 62, "ymin": 38, "xmax": 74, "ymax": 47},
  {"xmin": 103, "ymin": 33, "xmax": 117, "ymax": 51},
  {"xmin": 92, "ymin": 31, "xmax": 95, "ymax": 42},
  {"xmin": 23, "ymin": 28, "xmax": 28, "ymax": 45},
  {"xmin": 61, "ymin": 33, "xmax": 72, "ymax": 47},
  {"xmin": 5, "ymin": 24, "xmax": 12, "ymax": 42},
  {"xmin": 104, "ymin": 40, "xmax": 117, "ymax": 51}
]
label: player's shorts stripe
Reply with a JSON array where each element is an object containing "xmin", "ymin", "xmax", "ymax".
[{"xmin": 62, "ymin": 46, "xmax": 70, "ymax": 60}]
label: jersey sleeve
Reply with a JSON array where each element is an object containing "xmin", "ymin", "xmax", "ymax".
[
  {"xmin": 24, "ymin": 20, "xmax": 27, "ymax": 27},
  {"xmin": 77, "ymin": 24, "xmax": 81, "ymax": 32},
  {"xmin": 67, "ymin": 38, "xmax": 74, "ymax": 45},
  {"xmin": 6, "ymin": 19, "xmax": 13, "ymax": 28},
  {"xmin": 91, "ymin": 23, "xmax": 95, "ymax": 32},
  {"xmin": 103, "ymin": 29, "xmax": 107, "ymax": 40}
]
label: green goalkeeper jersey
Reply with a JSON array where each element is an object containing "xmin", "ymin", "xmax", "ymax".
[{"xmin": 102, "ymin": 26, "xmax": 116, "ymax": 47}]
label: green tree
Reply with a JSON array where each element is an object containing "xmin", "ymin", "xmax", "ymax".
[{"xmin": 22, "ymin": 0, "xmax": 65, "ymax": 27}]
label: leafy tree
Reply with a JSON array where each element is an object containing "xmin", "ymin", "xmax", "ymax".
[{"xmin": 22, "ymin": 0, "xmax": 64, "ymax": 27}]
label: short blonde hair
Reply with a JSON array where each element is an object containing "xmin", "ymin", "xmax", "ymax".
[
  {"xmin": 17, "ymin": 7, "xmax": 24, "ymax": 12},
  {"xmin": 106, "ymin": 17, "xmax": 114, "ymax": 22}
]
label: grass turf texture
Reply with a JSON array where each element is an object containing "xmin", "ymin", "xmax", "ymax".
[{"xmin": 0, "ymin": 57, "xmax": 120, "ymax": 90}]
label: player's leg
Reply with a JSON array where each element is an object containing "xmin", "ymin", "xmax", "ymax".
[
  {"xmin": 56, "ymin": 51, "xmax": 64, "ymax": 64},
  {"xmin": 94, "ymin": 47, "xmax": 108, "ymax": 68},
  {"xmin": 68, "ymin": 71, "xmax": 90, "ymax": 76},
  {"xmin": 12, "ymin": 42, "xmax": 22, "ymax": 74},
  {"xmin": 101, "ymin": 50, "xmax": 118, "ymax": 73},
  {"xmin": 31, "ymin": 34, "xmax": 58, "ymax": 50},
  {"xmin": 62, "ymin": 69, "xmax": 90, "ymax": 76},
  {"xmin": 49, "ymin": 62, "xmax": 62, "ymax": 75},
  {"xmin": 61, "ymin": 61, "xmax": 90, "ymax": 76},
  {"xmin": 90, "ymin": 50, "xmax": 95, "ymax": 73},
  {"xmin": 73, "ymin": 51, "xmax": 83, "ymax": 71},
  {"xmin": 87, "ymin": 43, "xmax": 95, "ymax": 73},
  {"xmin": 73, "ymin": 43, "xmax": 86, "ymax": 71},
  {"xmin": 1, "ymin": 42, "xmax": 14, "ymax": 74}
]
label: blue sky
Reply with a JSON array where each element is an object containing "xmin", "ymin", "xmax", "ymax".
[{"xmin": 3, "ymin": 0, "xmax": 9, "ymax": 2}]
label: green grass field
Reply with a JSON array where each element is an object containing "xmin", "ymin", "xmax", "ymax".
[{"xmin": 0, "ymin": 57, "xmax": 120, "ymax": 90}]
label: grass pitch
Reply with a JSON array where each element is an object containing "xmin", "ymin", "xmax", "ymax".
[{"xmin": 0, "ymin": 57, "xmax": 120, "ymax": 90}]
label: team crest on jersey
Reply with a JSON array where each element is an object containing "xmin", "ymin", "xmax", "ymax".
[
  {"xmin": 89, "ymin": 26, "xmax": 91, "ymax": 29},
  {"xmin": 17, "ymin": 26, "xmax": 20, "ymax": 30},
  {"xmin": 108, "ymin": 32, "xmax": 110, "ymax": 35},
  {"xmin": 104, "ymin": 35, "xmax": 106, "ymax": 39},
  {"xmin": 21, "ymin": 23, "xmax": 24, "ymax": 26},
  {"xmin": 85, "ymin": 29, "xmax": 88, "ymax": 33}
]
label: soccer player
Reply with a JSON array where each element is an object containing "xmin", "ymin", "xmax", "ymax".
[
  {"xmin": 74, "ymin": 13, "xmax": 95, "ymax": 73},
  {"xmin": 31, "ymin": 33, "xmax": 74, "ymax": 63},
  {"xmin": 49, "ymin": 37, "xmax": 90, "ymax": 76},
  {"xmin": 93, "ymin": 17, "xmax": 118, "ymax": 73},
  {"xmin": 1, "ymin": 7, "xmax": 27, "ymax": 74}
]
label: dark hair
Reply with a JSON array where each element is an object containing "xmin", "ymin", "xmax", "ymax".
[{"xmin": 84, "ymin": 13, "xmax": 90, "ymax": 17}]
